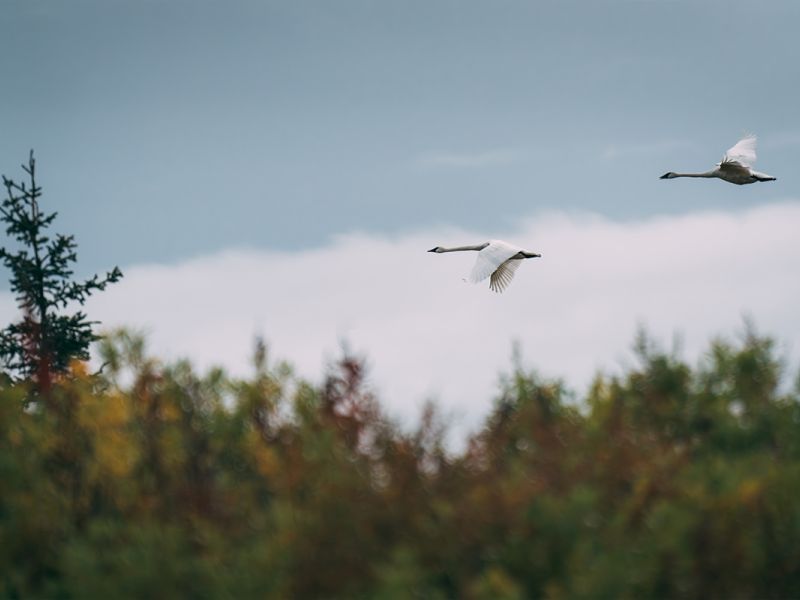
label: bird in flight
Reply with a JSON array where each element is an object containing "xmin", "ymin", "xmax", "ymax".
[
  {"xmin": 427, "ymin": 239, "xmax": 541, "ymax": 293},
  {"xmin": 660, "ymin": 134, "xmax": 776, "ymax": 185}
]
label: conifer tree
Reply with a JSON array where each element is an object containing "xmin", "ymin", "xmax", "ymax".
[{"xmin": 0, "ymin": 151, "xmax": 122, "ymax": 388}]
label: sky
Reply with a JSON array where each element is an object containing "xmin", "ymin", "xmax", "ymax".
[{"xmin": 1, "ymin": 0, "xmax": 799, "ymax": 434}]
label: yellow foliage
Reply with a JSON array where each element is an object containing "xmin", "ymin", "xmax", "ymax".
[
  {"xmin": 77, "ymin": 390, "xmax": 138, "ymax": 485},
  {"xmin": 245, "ymin": 429, "xmax": 281, "ymax": 480},
  {"xmin": 68, "ymin": 359, "xmax": 90, "ymax": 378},
  {"xmin": 736, "ymin": 478, "xmax": 763, "ymax": 508},
  {"xmin": 467, "ymin": 567, "xmax": 524, "ymax": 600}
]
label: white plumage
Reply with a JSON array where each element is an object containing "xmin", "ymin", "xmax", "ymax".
[
  {"xmin": 660, "ymin": 134, "xmax": 776, "ymax": 185},
  {"xmin": 722, "ymin": 135, "xmax": 758, "ymax": 168},
  {"xmin": 428, "ymin": 239, "xmax": 541, "ymax": 293}
]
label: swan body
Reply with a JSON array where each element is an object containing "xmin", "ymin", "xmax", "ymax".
[
  {"xmin": 427, "ymin": 239, "xmax": 541, "ymax": 293},
  {"xmin": 660, "ymin": 135, "xmax": 776, "ymax": 185}
]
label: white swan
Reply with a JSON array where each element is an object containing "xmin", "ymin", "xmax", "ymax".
[
  {"xmin": 427, "ymin": 239, "xmax": 541, "ymax": 293},
  {"xmin": 660, "ymin": 135, "xmax": 776, "ymax": 185}
]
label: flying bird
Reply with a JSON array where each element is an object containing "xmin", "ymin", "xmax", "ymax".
[
  {"xmin": 427, "ymin": 239, "xmax": 541, "ymax": 293},
  {"xmin": 660, "ymin": 134, "xmax": 776, "ymax": 185}
]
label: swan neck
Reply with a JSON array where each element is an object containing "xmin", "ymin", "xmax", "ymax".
[
  {"xmin": 438, "ymin": 244, "xmax": 487, "ymax": 252},
  {"xmin": 675, "ymin": 170, "xmax": 717, "ymax": 178}
]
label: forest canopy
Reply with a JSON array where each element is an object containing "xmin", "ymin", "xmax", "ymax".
[{"xmin": 1, "ymin": 326, "xmax": 799, "ymax": 599}]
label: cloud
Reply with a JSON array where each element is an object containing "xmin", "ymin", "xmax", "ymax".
[
  {"xmin": 416, "ymin": 148, "xmax": 526, "ymax": 169},
  {"xmin": 1, "ymin": 203, "xmax": 798, "ymax": 440}
]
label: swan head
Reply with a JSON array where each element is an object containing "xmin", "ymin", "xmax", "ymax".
[
  {"xmin": 522, "ymin": 251, "xmax": 542, "ymax": 259},
  {"xmin": 427, "ymin": 246, "xmax": 444, "ymax": 253},
  {"xmin": 660, "ymin": 172, "xmax": 678, "ymax": 179}
]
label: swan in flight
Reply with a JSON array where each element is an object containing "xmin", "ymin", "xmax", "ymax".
[
  {"xmin": 660, "ymin": 135, "xmax": 776, "ymax": 185},
  {"xmin": 427, "ymin": 240, "xmax": 541, "ymax": 293}
]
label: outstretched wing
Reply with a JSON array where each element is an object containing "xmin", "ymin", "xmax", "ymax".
[
  {"xmin": 722, "ymin": 134, "xmax": 757, "ymax": 167},
  {"xmin": 489, "ymin": 259, "xmax": 522, "ymax": 293},
  {"xmin": 469, "ymin": 240, "xmax": 519, "ymax": 283}
]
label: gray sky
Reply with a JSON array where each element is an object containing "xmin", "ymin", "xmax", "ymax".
[
  {"xmin": 2, "ymin": 0, "xmax": 799, "ymax": 273},
  {"xmin": 1, "ymin": 1, "xmax": 799, "ymax": 435}
]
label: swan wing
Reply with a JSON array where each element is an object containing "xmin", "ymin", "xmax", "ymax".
[
  {"xmin": 469, "ymin": 240, "xmax": 520, "ymax": 283},
  {"xmin": 722, "ymin": 134, "xmax": 757, "ymax": 167},
  {"xmin": 718, "ymin": 161, "xmax": 752, "ymax": 178},
  {"xmin": 489, "ymin": 259, "xmax": 522, "ymax": 293}
]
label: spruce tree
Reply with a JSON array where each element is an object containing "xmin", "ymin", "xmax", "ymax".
[{"xmin": 0, "ymin": 151, "xmax": 122, "ymax": 387}]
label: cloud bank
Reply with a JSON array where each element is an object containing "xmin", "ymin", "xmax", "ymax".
[{"xmin": 1, "ymin": 203, "xmax": 798, "ymax": 435}]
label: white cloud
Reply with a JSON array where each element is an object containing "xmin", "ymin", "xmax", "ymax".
[{"xmin": 1, "ymin": 203, "xmax": 798, "ymax": 439}]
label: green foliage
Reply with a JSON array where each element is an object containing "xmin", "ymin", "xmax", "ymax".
[
  {"xmin": 0, "ymin": 328, "xmax": 799, "ymax": 598},
  {"xmin": 0, "ymin": 152, "xmax": 122, "ymax": 384}
]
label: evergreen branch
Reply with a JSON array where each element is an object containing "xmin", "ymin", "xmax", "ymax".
[{"xmin": 0, "ymin": 151, "xmax": 123, "ymax": 383}]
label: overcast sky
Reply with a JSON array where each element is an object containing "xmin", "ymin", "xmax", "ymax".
[{"xmin": 1, "ymin": 1, "xmax": 799, "ymax": 433}]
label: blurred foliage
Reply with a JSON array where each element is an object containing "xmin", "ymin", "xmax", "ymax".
[{"xmin": 1, "ymin": 327, "xmax": 799, "ymax": 599}]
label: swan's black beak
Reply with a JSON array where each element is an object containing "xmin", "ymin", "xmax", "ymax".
[
  {"xmin": 659, "ymin": 173, "xmax": 670, "ymax": 179},
  {"xmin": 427, "ymin": 247, "xmax": 437, "ymax": 252}
]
